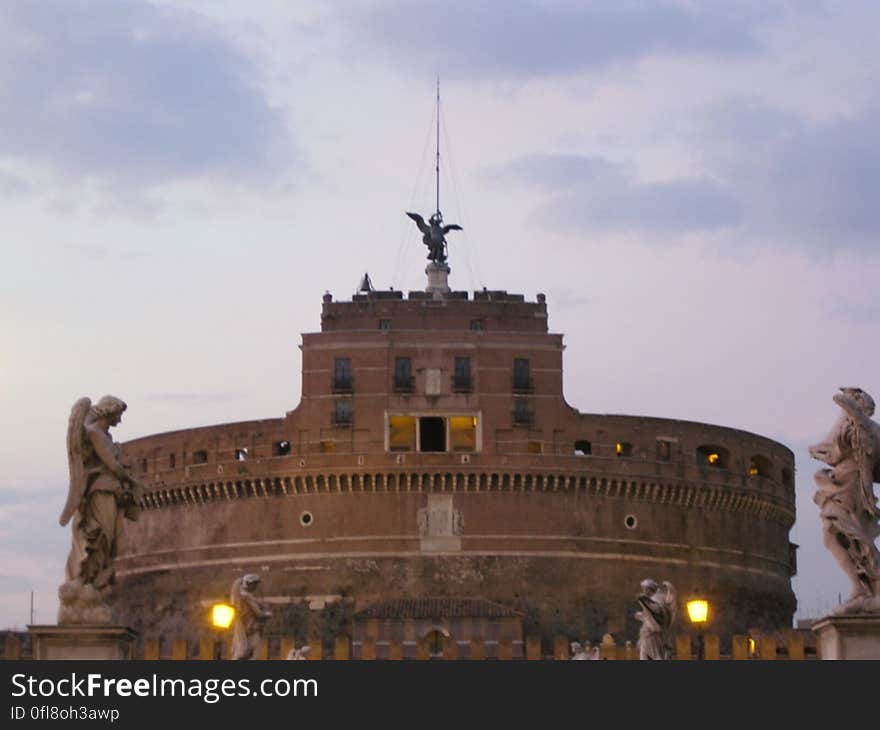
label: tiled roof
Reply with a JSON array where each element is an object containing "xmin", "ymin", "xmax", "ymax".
[{"xmin": 354, "ymin": 598, "xmax": 522, "ymax": 619}]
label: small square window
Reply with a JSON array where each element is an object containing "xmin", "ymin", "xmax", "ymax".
[
  {"xmin": 469, "ymin": 319, "xmax": 483, "ymax": 331},
  {"xmin": 379, "ymin": 319, "xmax": 392, "ymax": 331}
]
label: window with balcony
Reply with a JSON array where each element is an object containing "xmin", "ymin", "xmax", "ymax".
[
  {"xmin": 333, "ymin": 399, "xmax": 352, "ymax": 426},
  {"xmin": 394, "ymin": 357, "xmax": 414, "ymax": 392},
  {"xmin": 513, "ymin": 358, "xmax": 533, "ymax": 392},
  {"xmin": 453, "ymin": 357, "xmax": 472, "ymax": 392},
  {"xmin": 333, "ymin": 358, "xmax": 352, "ymax": 392},
  {"xmin": 513, "ymin": 399, "xmax": 533, "ymax": 427}
]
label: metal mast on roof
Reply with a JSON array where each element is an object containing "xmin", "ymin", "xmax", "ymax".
[{"xmin": 435, "ymin": 76, "xmax": 440, "ymax": 217}]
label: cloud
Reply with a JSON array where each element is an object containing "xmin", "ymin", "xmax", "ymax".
[
  {"xmin": 481, "ymin": 153, "xmax": 741, "ymax": 234},
  {"xmin": 699, "ymin": 97, "xmax": 880, "ymax": 255},
  {"xmin": 348, "ymin": 0, "xmax": 787, "ymax": 79},
  {"xmin": 0, "ymin": 0, "xmax": 291, "ymax": 194}
]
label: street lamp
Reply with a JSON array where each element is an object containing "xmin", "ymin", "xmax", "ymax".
[
  {"xmin": 686, "ymin": 597, "xmax": 709, "ymax": 659},
  {"xmin": 211, "ymin": 603, "xmax": 235, "ymax": 629}
]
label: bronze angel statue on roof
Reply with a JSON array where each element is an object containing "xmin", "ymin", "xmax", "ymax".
[
  {"xmin": 406, "ymin": 211, "xmax": 462, "ymax": 264},
  {"xmin": 58, "ymin": 395, "xmax": 143, "ymax": 623}
]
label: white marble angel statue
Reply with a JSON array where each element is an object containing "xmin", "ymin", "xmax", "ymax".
[
  {"xmin": 634, "ymin": 579, "xmax": 677, "ymax": 660},
  {"xmin": 230, "ymin": 574, "xmax": 273, "ymax": 660},
  {"xmin": 58, "ymin": 395, "xmax": 143, "ymax": 623},
  {"xmin": 809, "ymin": 387, "xmax": 880, "ymax": 614}
]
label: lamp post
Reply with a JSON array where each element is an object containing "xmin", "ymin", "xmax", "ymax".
[
  {"xmin": 686, "ymin": 597, "xmax": 709, "ymax": 660},
  {"xmin": 211, "ymin": 603, "xmax": 235, "ymax": 659}
]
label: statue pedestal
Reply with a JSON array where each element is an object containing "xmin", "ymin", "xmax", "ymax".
[
  {"xmin": 812, "ymin": 614, "xmax": 880, "ymax": 659},
  {"xmin": 425, "ymin": 262, "xmax": 451, "ymax": 299},
  {"xmin": 28, "ymin": 625, "xmax": 138, "ymax": 660}
]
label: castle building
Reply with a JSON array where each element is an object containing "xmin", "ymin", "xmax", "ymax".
[{"xmin": 116, "ymin": 259, "xmax": 796, "ymax": 652}]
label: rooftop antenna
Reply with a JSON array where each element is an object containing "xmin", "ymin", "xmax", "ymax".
[{"xmin": 435, "ymin": 75, "xmax": 440, "ymax": 218}]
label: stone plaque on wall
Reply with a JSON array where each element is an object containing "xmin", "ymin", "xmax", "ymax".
[{"xmin": 418, "ymin": 494, "xmax": 463, "ymax": 552}]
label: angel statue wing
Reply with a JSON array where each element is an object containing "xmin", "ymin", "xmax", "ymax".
[
  {"xmin": 230, "ymin": 577, "xmax": 244, "ymax": 610},
  {"xmin": 661, "ymin": 581, "xmax": 677, "ymax": 627},
  {"xmin": 60, "ymin": 397, "xmax": 91, "ymax": 526},
  {"xmin": 442, "ymin": 223, "xmax": 463, "ymax": 234},
  {"xmin": 405, "ymin": 212, "xmax": 429, "ymax": 234}
]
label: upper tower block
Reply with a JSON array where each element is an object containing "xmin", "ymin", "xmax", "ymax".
[{"xmin": 320, "ymin": 289, "xmax": 549, "ymax": 333}]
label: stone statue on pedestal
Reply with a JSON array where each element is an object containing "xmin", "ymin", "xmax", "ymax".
[
  {"xmin": 58, "ymin": 396, "xmax": 143, "ymax": 624},
  {"xmin": 230, "ymin": 574, "xmax": 273, "ymax": 660},
  {"xmin": 634, "ymin": 579, "xmax": 677, "ymax": 660},
  {"xmin": 809, "ymin": 387, "xmax": 880, "ymax": 614}
]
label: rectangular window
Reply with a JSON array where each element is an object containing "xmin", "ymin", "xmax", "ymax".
[
  {"xmin": 449, "ymin": 416, "xmax": 477, "ymax": 452},
  {"xmin": 334, "ymin": 399, "xmax": 352, "ymax": 425},
  {"xmin": 656, "ymin": 439, "xmax": 672, "ymax": 461},
  {"xmin": 388, "ymin": 415, "xmax": 417, "ymax": 451},
  {"xmin": 453, "ymin": 357, "xmax": 471, "ymax": 392},
  {"xmin": 574, "ymin": 440, "xmax": 591, "ymax": 456},
  {"xmin": 513, "ymin": 399, "xmax": 532, "ymax": 426},
  {"xmin": 469, "ymin": 319, "xmax": 483, "ymax": 331},
  {"xmin": 527, "ymin": 440, "xmax": 542, "ymax": 454},
  {"xmin": 333, "ymin": 358, "xmax": 352, "ymax": 392},
  {"xmin": 193, "ymin": 450, "xmax": 208, "ymax": 464},
  {"xmin": 513, "ymin": 358, "xmax": 532, "ymax": 392},
  {"xmin": 379, "ymin": 319, "xmax": 392, "ymax": 331},
  {"xmin": 394, "ymin": 357, "xmax": 413, "ymax": 391},
  {"xmin": 320, "ymin": 440, "xmax": 335, "ymax": 453}
]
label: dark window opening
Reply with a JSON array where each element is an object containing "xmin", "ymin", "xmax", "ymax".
[
  {"xmin": 333, "ymin": 358, "xmax": 352, "ymax": 392},
  {"xmin": 394, "ymin": 357, "xmax": 414, "ymax": 392},
  {"xmin": 574, "ymin": 440, "xmax": 591, "ymax": 456},
  {"xmin": 140, "ymin": 458, "xmax": 148, "ymax": 473},
  {"xmin": 334, "ymin": 400, "xmax": 352, "ymax": 426},
  {"xmin": 193, "ymin": 450, "xmax": 208, "ymax": 465},
  {"xmin": 169, "ymin": 453, "xmax": 176, "ymax": 469},
  {"xmin": 513, "ymin": 358, "xmax": 533, "ymax": 392},
  {"xmin": 453, "ymin": 357, "xmax": 472, "ymax": 392},
  {"xmin": 379, "ymin": 319, "xmax": 392, "ymax": 331},
  {"xmin": 419, "ymin": 417, "xmax": 446, "ymax": 452},
  {"xmin": 273, "ymin": 440, "xmax": 291, "ymax": 456},
  {"xmin": 469, "ymin": 319, "xmax": 483, "ymax": 331},
  {"xmin": 234, "ymin": 448, "xmax": 248, "ymax": 461}
]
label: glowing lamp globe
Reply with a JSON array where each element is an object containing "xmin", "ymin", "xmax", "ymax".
[
  {"xmin": 686, "ymin": 599, "xmax": 709, "ymax": 625},
  {"xmin": 211, "ymin": 603, "xmax": 235, "ymax": 629}
]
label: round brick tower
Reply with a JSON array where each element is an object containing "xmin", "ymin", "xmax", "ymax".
[{"xmin": 114, "ymin": 273, "xmax": 796, "ymax": 649}]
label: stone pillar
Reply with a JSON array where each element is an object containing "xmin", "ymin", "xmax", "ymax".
[
  {"xmin": 29, "ymin": 625, "xmax": 137, "ymax": 660},
  {"xmin": 425, "ymin": 262, "xmax": 451, "ymax": 299},
  {"xmin": 812, "ymin": 614, "xmax": 880, "ymax": 659}
]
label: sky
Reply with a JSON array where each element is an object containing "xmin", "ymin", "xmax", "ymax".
[{"xmin": 1, "ymin": 0, "xmax": 878, "ymax": 629}]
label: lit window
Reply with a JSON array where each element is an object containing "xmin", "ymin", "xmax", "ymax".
[
  {"xmin": 320, "ymin": 440, "xmax": 335, "ymax": 453},
  {"xmin": 450, "ymin": 415, "xmax": 477, "ymax": 452},
  {"xmin": 527, "ymin": 440, "xmax": 542, "ymax": 454},
  {"xmin": 696, "ymin": 445, "xmax": 728, "ymax": 468},
  {"xmin": 616, "ymin": 442, "xmax": 633, "ymax": 457},
  {"xmin": 389, "ymin": 416, "xmax": 417, "ymax": 451}
]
